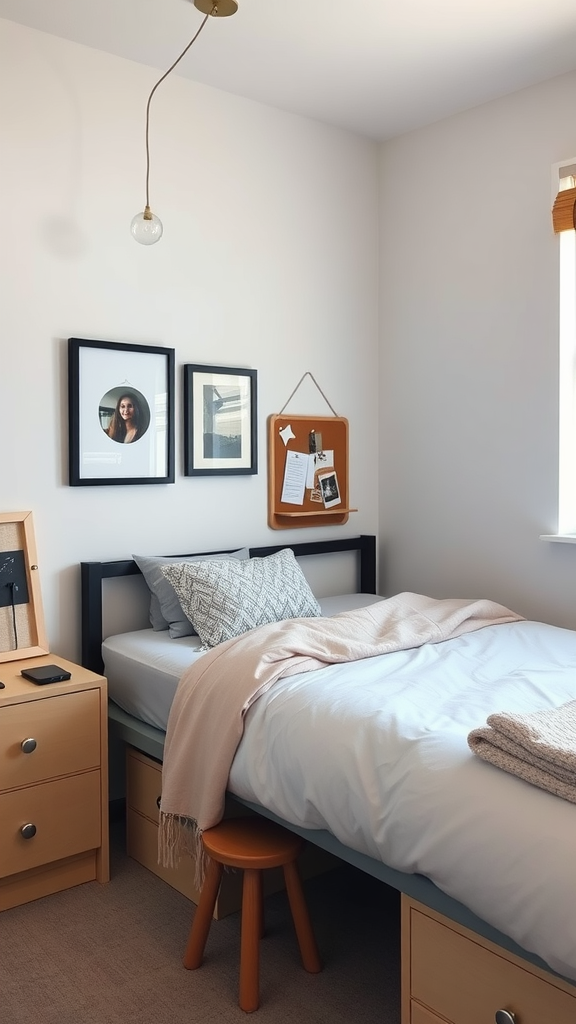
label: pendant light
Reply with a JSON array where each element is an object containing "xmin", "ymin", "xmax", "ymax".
[{"xmin": 131, "ymin": 0, "xmax": 238, "ymax": 245}]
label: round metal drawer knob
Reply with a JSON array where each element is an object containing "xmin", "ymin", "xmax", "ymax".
[
  {"xmin": 21, "ymin": 737, "xmax": 37, "ymax": 754},
  {"xmin": 20, "ymin": 823, "xmax": 37, "ymax": 840},
  {"xmin": 495, "ymin": 1011, "xmax": 516, "ymax": 1024}
]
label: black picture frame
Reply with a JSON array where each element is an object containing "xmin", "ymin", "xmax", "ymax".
[
  {"xmin": 68, "ymin": 338, "xmax": 175, "ymax": 486},
  {"xmin": 184, "ymin": 364, "xmax": 257, "ymax": 476}
]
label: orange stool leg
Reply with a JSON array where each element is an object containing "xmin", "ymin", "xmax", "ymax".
[
  {"xmin": 258, "ymin": 870, "xmax": 265, "ymax": 939},
  {"xmin": 183, "ymin": 858, "xmax": 223, "ymax": 970},
  {"xmin": 283, "ymin": 860, "xmax": 322, "ymax": 974},
  {"xmin": 239, "ymin": 868, "xmax": 262, "ymax": 1012}
]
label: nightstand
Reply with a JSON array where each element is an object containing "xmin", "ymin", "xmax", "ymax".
[{"xmin": 0, "ymin": 654, "xmax": 109, "ymax": 911}]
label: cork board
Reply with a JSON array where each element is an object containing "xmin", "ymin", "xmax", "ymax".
[
  {"xmin": 268, "ymin": 414, "xmax": 354, "ymax": 530},
  {"xmin": 0, "ymin": 511, "xmax": 48, "ymax": 662}
]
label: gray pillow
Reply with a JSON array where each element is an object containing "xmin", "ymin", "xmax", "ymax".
[
  {"xmin": 133, "ymin": 548, "xmax": 249, "ymax": 638},
  {"xmin": 161, "ymin": 547, "xmax": 321, "ymax": 648}
]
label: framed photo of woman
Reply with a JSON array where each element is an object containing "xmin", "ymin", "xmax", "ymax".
[
  {"xmin": 68, "ymin": 338, "xmax": 175, "ymax": 486},
  {"xmin": 184, "ymin": 364, "xmax": 257, "ymax": 476}
]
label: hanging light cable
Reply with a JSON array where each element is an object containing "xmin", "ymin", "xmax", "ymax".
[{"xmin": 131, "ymin": 0, "xmax": 238, "ymax": 245}]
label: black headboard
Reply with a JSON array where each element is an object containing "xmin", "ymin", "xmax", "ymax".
[{"xmin": 81, "ymin": 534, "xmax": 376, "ymax": 675}]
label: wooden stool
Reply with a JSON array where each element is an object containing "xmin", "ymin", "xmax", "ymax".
[{"xmin": 183, "ymin": 816, "xmax": 322, "ymax": 1012}]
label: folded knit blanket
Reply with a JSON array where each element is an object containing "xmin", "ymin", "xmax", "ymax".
[{"xmin": 468, "ymin": 699, "xmax": 576, "ymax": 804}]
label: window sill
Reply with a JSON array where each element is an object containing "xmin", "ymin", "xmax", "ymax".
[{"xmin": 540, "ymin": 534, "xmax": 576, "ymax": 544}]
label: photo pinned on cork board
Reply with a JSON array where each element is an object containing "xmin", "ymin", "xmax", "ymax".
[{"xmin": 0, "ymin": 511, "xmax": 48, "ymax": 662}]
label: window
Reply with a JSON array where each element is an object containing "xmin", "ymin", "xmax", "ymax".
[{"xmin": 547, "ymin": 163, "xmax": 576, "ymax": 539}]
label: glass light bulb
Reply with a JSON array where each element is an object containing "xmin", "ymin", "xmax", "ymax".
[{"xmin": 131, "ymin": 208, "xmax": 163, "ymax": 245}]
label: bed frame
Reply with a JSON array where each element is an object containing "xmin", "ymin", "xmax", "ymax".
[
  {"xmin": 80, "ymin": 534, "xmax": 576, "ymax": 1020},
  {"xmin": 81, "ymin": 535, "xmax": 377, "ymax": 675}
]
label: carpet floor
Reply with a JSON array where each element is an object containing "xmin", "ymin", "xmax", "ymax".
[{"xmin": 2, "ymin": 821, "xmax": 401, "ymax": 1024}]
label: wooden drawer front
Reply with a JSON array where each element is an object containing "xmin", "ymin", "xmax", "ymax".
[
  {"xmin": 126, "ymin": 748, "xmax": 162, "ymax": 823},
  {"xmin": 410, "ymin": 1002, "xmax": 445, "ymax": 1024},
  {"xmin": 127, "ymin": 807, "xmax": 201, "ymax": 903},
  {"xmin": 126, "ymin": 808, "xmax": 244, "ymax": 918},
  {"xmin": 1, "ymin": 690, "xmax": 100, "ymax": 790},
  {"xmin": 126, "ymin": 747, "xmax": 258, "ymax": 827},
  {"xmin": 0, "ymin": 771, "xmax": 101, "ymax": 878},
  {"xmin": 125, "ymin": 747, "xmax": 251, "ymax": 826},
  {"xmin": 410, "ymin": 907, "xmax": 576, "ymax": 1024}
]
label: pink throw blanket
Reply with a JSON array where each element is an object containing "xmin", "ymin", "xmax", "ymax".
[{"xmin": 158, "ymin": 592, "xmax": 523, "ymax": 876}]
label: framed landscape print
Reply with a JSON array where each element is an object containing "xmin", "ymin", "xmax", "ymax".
[
  {"xmin": 184, "ymin": 364, "xmax": 257, "ymax": 476},
  {"xmin": 68, "ymin": 338, "xmax": 175, "ymax": 486}
]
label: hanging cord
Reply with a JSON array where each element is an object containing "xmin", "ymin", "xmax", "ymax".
[
  {"xmin": 11, "ymin": 584, "xmax": 18, "ymax": 649},
  {"xmin": 144, "ymin": 8, "xmax": 213, "ymax": 209},
  {"xmin": 278, "ymin": 372, "xmax": 339, "ymax": 417},
  {"xmin": 8, "ymin": 582, "xmax": 18, "ymax": 650}
]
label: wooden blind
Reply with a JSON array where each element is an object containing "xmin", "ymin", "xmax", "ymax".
[{"xmin": 552, "ymin": 185, "xmax": 576, "ymax": 233}]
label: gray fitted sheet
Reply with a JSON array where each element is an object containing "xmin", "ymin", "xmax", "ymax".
[{"xmin": 103, "ymin": 593, "xmax": 383, "ymax": 731}]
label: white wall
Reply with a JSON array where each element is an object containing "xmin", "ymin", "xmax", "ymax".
[
  {"xmin": 379, "ymin": 71, "xmax": 576, "ymax": 628},
  {"xmin": 1, "ymin": 19, "xmax": 380, "ymax": 661}
]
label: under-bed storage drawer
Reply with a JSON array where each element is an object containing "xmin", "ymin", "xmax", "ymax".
[
  {"xmin": 402, "ymin": 896, "xmax": 576, "ymax": 1024},
  {"xmin": 126, "ymin": 746, "xmax": 244, "ymax": 918},
  {"xmin": 126, "ymin": 745, "xmax": 164, "ymax": 823},
  {"xmin": 125, "ymin": 746, "xmax": 341, "ymax": 919}
]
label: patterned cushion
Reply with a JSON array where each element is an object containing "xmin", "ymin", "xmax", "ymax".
[
  {"xmin": 161, "ymin": 548, "xmax": 321, "ymax": 647},
  {"xmin": 133, "ymin": 548, "xmax": 249, "ymax": 638}
]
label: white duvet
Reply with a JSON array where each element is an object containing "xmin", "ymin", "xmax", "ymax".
[{"xmin": 228, "ymin": 619, "xmax": 576, "ymax": 982}]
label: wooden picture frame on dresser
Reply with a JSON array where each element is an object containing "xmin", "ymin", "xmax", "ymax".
[
  {"xmin": 0, "ymin": 511, "xmax": 49, "ymax": 663},
  {"xmin": 0, "ymin": 655, "xmax": 109, "ymax": 911}
]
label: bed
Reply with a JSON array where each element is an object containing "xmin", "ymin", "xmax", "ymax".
[{"xmin": 81, "ymin": 535, "xmax": 576, "ymax": 1024}]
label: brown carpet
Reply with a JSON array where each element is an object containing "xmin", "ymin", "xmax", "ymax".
[{"xmin": 2, "ymin": 821, "xmax": 400, "ymax": 1024}]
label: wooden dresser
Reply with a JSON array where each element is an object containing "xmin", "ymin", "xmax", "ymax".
[
  {"xmin": 0, "ymin": 655, "xmax": 109, "ymax": 911},
  {"xmin": 401, "ymin": 896, "xmax": 576, "ymax": 1024}
]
